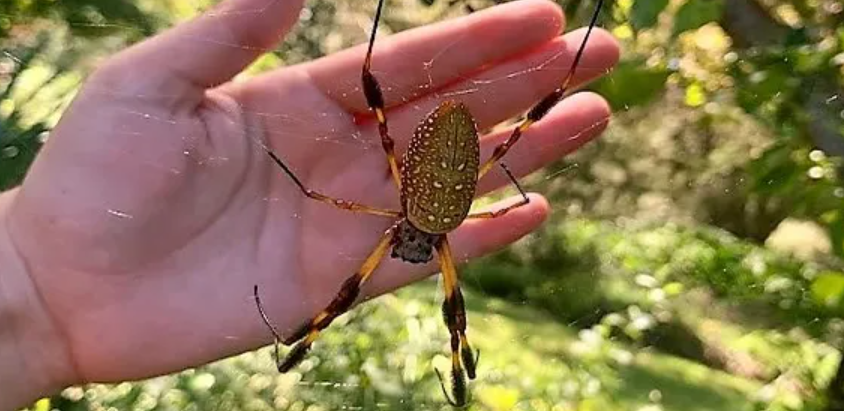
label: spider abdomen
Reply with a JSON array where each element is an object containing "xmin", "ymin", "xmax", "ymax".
[{"xmin": 400, "ymin": 101, "xmax": 480, "ymax": 234}]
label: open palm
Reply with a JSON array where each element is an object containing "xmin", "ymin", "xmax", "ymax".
[{"xmin": 4, "ymin": 0, "xmax": 618, "ymax": 388}]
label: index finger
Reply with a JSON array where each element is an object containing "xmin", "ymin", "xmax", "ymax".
[{"xmin": 306, "ymin": 0, "xmax": 566, "ymax": 113}]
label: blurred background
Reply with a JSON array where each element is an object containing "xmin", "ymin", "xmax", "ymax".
[{"xmin": 3, "ymin": 0, "xmax": 844, "ymax": 410}]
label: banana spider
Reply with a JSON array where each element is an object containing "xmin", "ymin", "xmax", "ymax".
[{"xmin": 255, "ymin": 0, "xmax": 604, "ymax": 406}]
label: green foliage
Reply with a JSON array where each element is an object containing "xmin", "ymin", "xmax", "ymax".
[
  {"xmin": 33, "ymin": 284, "xmax": 771, "ymax": 411},
  {"xmin": 748, "ymin": 142, "xmax": 844, "ymax": 256},
  {"xmin": 0, "ymin": 0, "xmax": 157, "ymax": 190},
  {"xmin": 0, "ymin": 105, "xmax": 45, "ymax": 189},
  {"xmin": 590, "ymin": 60, "xmax": 670, "ymax": 111},
  {"xmin": 468, "ymin": 218, "xmax": 844, "ymax": 327},
  {"xmin": 730, "ymin": 52, "xmax": 800, "ymax": 126},
  {"xmin": 272, "ymin": 0, "xmax": 339, "ymax": 64},
  {"xmin": 730, "ymin": 34, "xmax": 844, "ymax": 252},
  {"xmin": 0, "ymin": 0, "xmax": 155, "ymax": 38},
  {"xmin": 0, "ymin": 36, "xmax": 78, "ymax": 190},
  {"xmin": 630, "ymin": 0, "xmax": 668, "ymax": 31},
  {"xmin": 811, "ymin": 272, "xmax": 844, "ymax": 310},
  {"xmin": 28, "ymin": 219, "xmax": 843, "ymax": 410},
  {"xmin": 671, "ymin": 0, "xmax": 725, "ymax": 37},
  {"xmin": 464, "ymin": 218, "xmax": 841, "ymax": 409},
  {"xmin": 611, "ymin": 0, "xmax": 844, "ymax": 258},
  {"xmin": 0, "ymin": 121, "xmax": 46, "ymax": 191}
]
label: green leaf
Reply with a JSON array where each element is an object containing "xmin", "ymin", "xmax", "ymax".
[
  {"xmin": 590, "ymin": 60, "xmax": 670, "ymax": 110},
  {"xmin": 0, "ymin": 122, "xmax": 47, "ymax": 190},
  {"xmin": 811, "ymin": 272, "xmax": 844, "ymax": 310},
  {"xmin": 672, "ymin": 0, "xmax": 725, "ymax": 37},
  {"xmin": 733, "ymin": 65, "xmax": 794, "ymax": 116},
  {"xmin": 631, "ymin": 0, "xmax": 669, "ymax": 30},
  {"xmin": 748, "ymin": 142, "xmax": 799, "ymax": 194}
]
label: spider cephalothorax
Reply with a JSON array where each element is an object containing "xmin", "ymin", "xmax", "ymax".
[
  {"xmin": 254, "ymin": 0, "xmax": 605, "ymax": 406},
  {"xmin": 390, "ymin": 219, "xmax": 441, "ymax": 263}
]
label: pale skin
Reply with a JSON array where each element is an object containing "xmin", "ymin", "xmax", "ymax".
[{"xmin": 0, "ymin": 0, "xmax": 619, "ymax": 409}]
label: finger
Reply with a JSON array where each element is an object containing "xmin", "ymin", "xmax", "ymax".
[
  {"xmin": 378, "ymin": 28, "xmax": 618, "ymax": 147},
  {"xmin": 433, "ymin": 28, "xmax": 617, "ymax": 132},
  {"xmin": 450, "ymin": 194, "xmax": 550, "ymax": 262},
  {"xmin": 476, "ymin": 91, "xmax": 611, "ymax": 194},
  {"xmin": 303, "ymin": 0, "xmax": 566, "ymax": 111},
  {"xmin": 367, "ymin": 194, "xmax": 550, "ymax": 296},
  {"xmin": 90, "ymin": 0, "xmax": 304, "ymax": 108}
]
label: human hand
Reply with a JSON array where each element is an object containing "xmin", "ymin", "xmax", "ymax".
[{"xmin": 0, "ymin": 0, "xmax": 618, "ymax": 406}]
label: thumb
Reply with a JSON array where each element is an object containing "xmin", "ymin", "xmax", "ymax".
[{"xmin": 91, "ymin": 0, "xmax": 305, "ymax": 109}]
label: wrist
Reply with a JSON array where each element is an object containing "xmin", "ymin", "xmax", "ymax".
[{"xmin": 0, "ymin": 189, "xmax": 77, "ymax": 411}]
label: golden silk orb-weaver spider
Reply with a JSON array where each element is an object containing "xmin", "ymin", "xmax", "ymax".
[{"xmin": 254, "ymin": 0, "xmax": 605, "ymax": 406}]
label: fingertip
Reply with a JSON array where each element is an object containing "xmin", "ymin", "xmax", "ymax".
[
  {"xmin": 476, "ymin": 91, "xmax": 611, "ymax": 195},
  {"xmin": 509, "ymin": 0, "xmax": 566, "ymax": 35},
  {"xmin": 557, "ymin": 91, "xmax": 612, "ymax": 145},
  {"xmin": 591, "ymin": 28, "xmax": 621, "ymax": 68},
  {"xmin": 451, "ymin": 193, "xmax": 549, "ymax": 261},
  {"xmin": 574, "ymin": 91, "xmax": 613, "ymax": 131},
  {"xmin": 566, "ymin": 27, "xmax": 621, "ymax": 74},
  {"xmin": 552, "ymin": 91, "xmax": 612, "ymax": 129},
  {"xmin": 526, "ymin": 193, "xmax": 552, "ymax": 219},
  {"xmin": 536, "ymin": 91, "xmax": 612, "ymax": 147},
  {"xmin": 514, "ymin": 193, "xmax": 551, "ymax": 229},
  {"xmin": 486, "ymin": 193, "xmax": 551, "ymax": 225},
  {"xmin": 476, "ymin": 0, "xmax": 564, "ymax": 33},
  {"xmin": 606, "ymin": 36, "xmax": 622, "ymax": 69}
]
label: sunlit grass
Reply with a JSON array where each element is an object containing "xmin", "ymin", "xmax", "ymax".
[{"xmin": 35, "ymin": 281, "xmax": 768, "ymax": 411}]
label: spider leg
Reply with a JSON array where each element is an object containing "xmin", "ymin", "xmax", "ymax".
[
  {"xmin": 435, "ymin": 237, "xmax": 476, "ymax": 407},
  {"xmin": 477, "ymin": 0, "xmax": 604, "ymax": 179},
  {"xmin": 254, "ymin": 285, "xmax": 285, "ymax": 370},
  {"xmin": 265, "ymin": 150, "xmax": 400, "ymax": 217},
  {"xmin": 468, "ymin": 163, "xmax": 530, "ymax": 220},
  {"xmin": 362, "ymin": 0, "xmax": 402, "ymax": 190},
  {"xmin": 255, "ymin": 226, "xmax": 395, "ymax": 372}
]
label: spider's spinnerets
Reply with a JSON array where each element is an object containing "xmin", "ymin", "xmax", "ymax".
[{"xmin": 390, "ymin": 219, "xmax": 441, "ymax": 263}]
